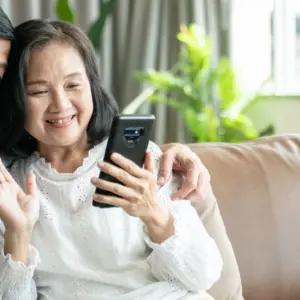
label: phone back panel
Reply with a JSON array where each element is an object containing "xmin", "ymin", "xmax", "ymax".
[{"xmin": 93, "ymin": 114, "xmax": 155, "ymax": 208}]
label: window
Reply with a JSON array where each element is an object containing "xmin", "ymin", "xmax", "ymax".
[
  {"xmin": 231, "ymin": 0, "xmax": 300, "ymax": 95},
  {"xmin": 278, "ymin": 0, "xmax": 300, "ymax": 94}
]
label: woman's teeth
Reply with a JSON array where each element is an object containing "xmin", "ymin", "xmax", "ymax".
[{"xmin": 47, "ymin": 116, "xmax": 73, "ymax": 124}]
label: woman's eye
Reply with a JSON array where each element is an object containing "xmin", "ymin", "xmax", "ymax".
[
  {"xmin": 30, "ymin": 90, "xmax": 48, "ymax": 95},
  {"xmin": 67, "ymin": 84, "xmax": 80, "ymax": 89}
]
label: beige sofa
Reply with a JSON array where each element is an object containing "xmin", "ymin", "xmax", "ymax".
[{"xmin": 189, "ymin": 134, "xmax": 300, "ymax": 300}]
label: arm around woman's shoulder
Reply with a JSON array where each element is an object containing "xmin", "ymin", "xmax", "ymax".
[{"xmin": 144, "ymin": 142, "xmax": 223, "ymax": 292}]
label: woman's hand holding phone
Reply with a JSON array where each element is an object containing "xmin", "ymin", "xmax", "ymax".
[
  {"xmin": 92, "ymin": 152, "xmax": 165, "ymax": 218},
  {"xmin": 91, "ymin": 152, "xmax": 174, "ymax": 243}
]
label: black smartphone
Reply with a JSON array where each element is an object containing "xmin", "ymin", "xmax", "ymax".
[{"xmin": 93, "ymin": 114, "xmax": 155, "ymax": 208}]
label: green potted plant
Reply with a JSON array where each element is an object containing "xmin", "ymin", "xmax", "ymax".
[{"xmin": 136, "ymin": 24, "xmax": 273, "ymax": 142}]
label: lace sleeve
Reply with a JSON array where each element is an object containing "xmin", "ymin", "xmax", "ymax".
[
  {"xmin": 0, "ymin": 219, "xmax": 39, "ymax": 299},
  {"xmin": 144, "ymin": 142, "xmax": 223, "ymax": 292}
]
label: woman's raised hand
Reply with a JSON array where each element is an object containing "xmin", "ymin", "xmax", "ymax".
[{"xmin": 0, "ymin": 160, "xmax": 39, "ymax": 234}]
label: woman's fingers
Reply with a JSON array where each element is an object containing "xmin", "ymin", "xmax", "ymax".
[
  {"xmin": 93, "ymin": 194, "xmax": 134, "ymax": 210},
  {"xmin": 144, "ymin": 152, "xmax": 155, "ymax": 174},
  {"xmin": 0, "ymin": 168, "xmax": 5, "ymax": 184},
  {"xmin": 26, "ymin": 172, "xmax": 36, "ymax": 197},
  {"xmin": 91, "ymin": 177, "xmax": 139, "ymax": 201},
  {"xmin": 0, "ymin": 159, "xmax": 11, "ymax": 183},
  {"xmin": 157, "ymin": 148, "xmax": 175, "ymax": 185},
  {"xmin": 98, "ymin": 161, "xmax": 138, "ymax": 188},
  {"xmin": 0, "ymin": 159, "xmax": 27, "ymax": 198},
  {"xmin": 171, "ymin": 167, "xmax": 198, "ymax": 200},
  {"xmin": 94, "ymin": 153, "xmax": 157, "ymax": 211},
  {"xmin": 110, "ymin": 153, "xmax": 149, "ymax": 178}
]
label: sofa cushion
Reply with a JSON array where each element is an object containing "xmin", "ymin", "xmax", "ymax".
[{"xmin": 190, "ymin": 134, "xmax": 300, "ymax": 300}]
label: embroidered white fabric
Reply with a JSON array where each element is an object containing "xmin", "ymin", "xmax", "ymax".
[{"xmin": 0, "ymin": 141, "xmax": 222, "ymax": 300}]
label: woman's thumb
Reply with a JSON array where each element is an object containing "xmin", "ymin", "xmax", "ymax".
[{"xmin": 26, "ymin": 171, "xmax": 36, "ymax": 197}]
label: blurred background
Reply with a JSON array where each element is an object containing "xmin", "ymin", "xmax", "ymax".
[{"xmin": 1, "ymin": 0, "xmax": 299, "ymax": 144}]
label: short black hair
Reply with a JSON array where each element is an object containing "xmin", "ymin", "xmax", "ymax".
[
  {"xmin": 0, "ymin": 7, "xmax": 14, "ymax": 40},
  {"xmin": 0, "ymin": 19, "xmax": 118, "ymax": 158}
]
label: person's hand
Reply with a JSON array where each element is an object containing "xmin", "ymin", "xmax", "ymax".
[
  {"xmin": 91, "ymin": 152, "xmax": 170, "ymax": 222},
  {"xmin": 159, "ymin": 143, "xmax": 210, "ymax": 200},
  {"xmin": 0, "ymin": 160, "xmax": 39, "ymax": 234}
]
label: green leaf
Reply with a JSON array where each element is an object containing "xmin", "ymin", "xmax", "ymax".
[
  {"xmin": 149, "ymin": 94, "xmax": 186, "ymax": 110},
  {"xmin": 259, "ymin": 124, "xmax": 275, "ymax": 137},
  {"xmin": 55, "ymin": 0, "xmax": 75, "ymax": 23},
  {"xmin": 136, "ymin": 70, "xmax": 186, "ymax": 91},
  {"xmin": 216, "ymin": 58, "xmax": 241, "ymax": 110},
  {"xmin": 177, "ymin": 24, "xmax": 211, "ymax": 72},
  {"xmin": 183, "ymin": 108, "xmax": 207, "ymax": 141},
  {"xmin": 88, "ymin": 0, "xmax": 116, "ymax": 50},
  {"xmin": 137, "ymin": 70, "xmax": 203, "ymax": 110},
  {"xmin": 196, "ymin": 69, "xmax": 216, "ymax": 107},
  {"xmin": 149, "ymin": 93, "xmax": 218, "ymax": 142},
  {"xmin": 222, "ymin": 114, "xmax": 258, "ymax": 142}
]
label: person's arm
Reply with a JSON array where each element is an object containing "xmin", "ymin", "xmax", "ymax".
[
  {"xmin": 144, "ymin": 197, "xmax": 223, "ymax": 292},
  {"xmin": 143, "ymin": 143, "xmax": 222, "ymax": 292},
  {"xmin": 0, "ymin": 222, "xmax": 39, "ymax": 299}
]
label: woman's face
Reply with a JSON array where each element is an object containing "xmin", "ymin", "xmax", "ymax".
[{"xmin": 25, "ymin": 42, "xmax": 93, "ymax": 149}]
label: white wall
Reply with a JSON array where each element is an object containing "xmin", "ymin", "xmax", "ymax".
[{"xmin": 246, "ymin": 96, "xmax": 300, "ymax": 135}]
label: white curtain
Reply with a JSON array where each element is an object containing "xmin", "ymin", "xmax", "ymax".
[{"xmin": 1, "ymin": 0, "xmax": 231, "ymax": 144}]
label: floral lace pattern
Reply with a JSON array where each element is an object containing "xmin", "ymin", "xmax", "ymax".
[{"xmin": 0, "ymin": 141, "xmax": 222, "ymax": 300}]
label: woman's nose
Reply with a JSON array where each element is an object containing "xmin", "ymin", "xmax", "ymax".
[{"xmin": 50, "ymin": 89, "xmax": 72, "ymax": 110}]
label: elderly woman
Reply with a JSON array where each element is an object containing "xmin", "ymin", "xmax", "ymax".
[
  {"xmin": 0, "ymin": 8, "xmax": 210, "ymax": 203},
  {"xmin": 0, "ymin": 19, "xmax": 222, "ymax": 300}
]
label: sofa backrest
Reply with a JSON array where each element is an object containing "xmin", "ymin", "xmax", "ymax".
[{"xmin": 190, "ymin": 134, "xmax": 300, "ymax": 300}]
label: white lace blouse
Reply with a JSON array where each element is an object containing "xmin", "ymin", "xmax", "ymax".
[{"xmin": 0, "ymin": 141, "xmax": 222, "ymax": 300}]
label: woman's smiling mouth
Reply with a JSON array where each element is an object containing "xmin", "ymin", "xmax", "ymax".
[{"xmin": 46, "ymin": 115, "xmax": 75, "ymax": 127}]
